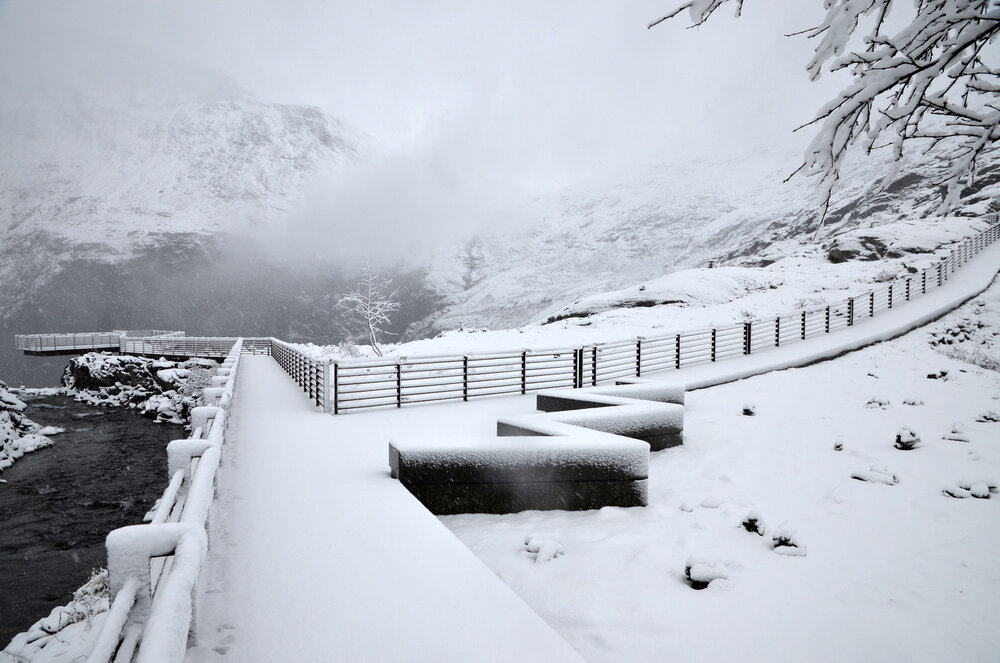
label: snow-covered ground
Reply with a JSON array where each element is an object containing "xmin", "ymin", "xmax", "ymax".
[
  {"xmin": 303, "ymin": 216, "xmax": 990, "ymax": 361},
  {"xmin": 441, "ymin": 274, "xmax": 1000, "ymax": 662},
  {"xmin": 184, "ymin": 243, "xmax": 999, "ymax": 662},
  {"xmin": 4, "ymin": 219, "xmax": 996, "ymax": 660}
]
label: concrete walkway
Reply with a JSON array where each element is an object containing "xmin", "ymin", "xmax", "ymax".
[{"xmin": 188, "ymin": 355, "xmax": 583, "ymax": 662}]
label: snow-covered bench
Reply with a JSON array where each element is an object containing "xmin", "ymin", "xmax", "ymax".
[{"xmin": 389, "ymin": 382, "xmax": 683, "ymax": 514}]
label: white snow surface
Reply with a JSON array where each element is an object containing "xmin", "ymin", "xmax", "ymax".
[
  {"xmin": 440, "ymin": 274, "xmax": 1000, "ymax": 662},
  {"xmin": 188, "ymin": 356, "xmax": 584, "ymax": 662}
]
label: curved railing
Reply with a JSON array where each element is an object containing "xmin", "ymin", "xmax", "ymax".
[
  {"xmin": 85, "ymin": 339, "xmax": 244, "ymax": 663},
  {"xmin": 275, "ymin": 218, "xmax": 999, "ymax": 413}
]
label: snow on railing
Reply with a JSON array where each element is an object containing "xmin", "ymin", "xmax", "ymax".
[
  {"xmin": 270, "ymin": 337, "xmax": 332, "ymax": 412},
  {"xmin": 86, "ymin": 339, "xmax": 244, "ymax": 663},
  {"xmin": 290, "ymin": 218, "xmax": 999, "ymax": 414}
]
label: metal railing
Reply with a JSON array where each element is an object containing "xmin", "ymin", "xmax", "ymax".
[
  {"xmin": 14, "ymin": 330, "xmax": 183, "ymax": 353},
  {"xmin": 117, "ymin": 336, "xmax": 271, "ymax": 358},
  {"xmin": 87, "ymin": 340, "xmax": 244, "ymax": 663},
  {"xmin": 300, "ymin": 219, "xmax": 997, "ymax": 414}
]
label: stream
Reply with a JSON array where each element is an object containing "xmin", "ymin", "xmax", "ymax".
[{"xmin": 0, "ymin": 394, "xmax": 183, "ymax": 647}]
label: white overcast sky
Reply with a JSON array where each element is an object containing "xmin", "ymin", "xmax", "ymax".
[{"xmin": 0, "ymin": 1, "xmax": 844, "ymax": 186}]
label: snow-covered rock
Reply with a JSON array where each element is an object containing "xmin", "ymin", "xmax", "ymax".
[
  {"xmin": 0, "ymin": 378, "xmax": 60, "ymax": 472},
  {"xmin": 62, "ymin": 353, "xmax": 218, "ymax": 424}
]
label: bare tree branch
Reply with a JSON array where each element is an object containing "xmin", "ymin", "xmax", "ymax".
[{"xmin": 337, "ymin": 264, "xmax": 400, "ymax": 357}]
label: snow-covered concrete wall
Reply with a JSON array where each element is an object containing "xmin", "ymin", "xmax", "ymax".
[{"xmin": 391, "ymin": 382, "xmax": 684, "ymax": 514}]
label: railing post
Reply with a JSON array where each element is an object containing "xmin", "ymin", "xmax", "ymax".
[
  {"xmin": 825, "ymin": 306, "xmax": 830, "ymax": 333},
  {"xmin": 922, "ymin": 269, "xmax": 927, "ymax": 294},
  {"xmin": 774, "ymin": 317, "xmax": 780, "ymax": 347},
  {"xmin": 800, "ymin": 311, "xmax": 806, "ymax": 340},
  {"xmin": 333, "ymin": 363, "xmax": 339, "ymax": 415},
  {"xmin": 937, "ymin": 262, "xmax": 943, "ymax": 287},
  {"xmin": 848, "ymin": 298, "xmax": 855, "ymax": 326},
  {"xmin": 743, "ymin": 322, "xmax": 751, "ymax": 355},
  {"xmin": 521, "ymin": 351, "xmax": 527, "ymax": 394},
  {"xmin": 591, "ymin": 347, "xmax": 597, "ymax": 386},
  {"xmin": 905, "ymin": 277, "xmax": 911, "ymax": 301},
  {"xmin": 674, "ymin": 334, "xmax": 681, "ymax": 369},
  {"xmin": 869, "ymin": 291, "xmax": 874, "ymax": 317},
  {"xmin": 322, "ymin": 359, "xmax": 332, "ymax": 414},
  {"xmin": 710, "ymin": 329, "xmax": 716, "ymax": 362},
  {"xmin": 888, "ymin": 283, "xmax": 893, "ymax": 309},
  {"xmin": 572, "ymin": 349, "xmax": 578, "ymax": 388},
  {"xmin": 396, "ymin": 362, "xmax": 402, "ymax": 408},
  {"xmin": 462, "ymin": 356, "xmax": 469, "ymax": 402},
  {"xmin": 636, "ymin": 338, "xmax": 642, "ymax": 376}
]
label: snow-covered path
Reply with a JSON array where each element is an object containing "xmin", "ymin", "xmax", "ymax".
[{"xmin": 187, "ymin": 356, "xmax": 583, "ymax": 662}]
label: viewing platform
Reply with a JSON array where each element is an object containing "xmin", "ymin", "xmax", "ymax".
[{"xmin": 14, "ymin": 330, "xmax": 271, "ymax": 359}]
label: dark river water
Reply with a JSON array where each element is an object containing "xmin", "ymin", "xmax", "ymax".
[{"xmin": 0, "ymin": 394, "xmax": 184, "ymax": 647}]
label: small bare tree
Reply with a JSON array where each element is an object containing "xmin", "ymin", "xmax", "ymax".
[
  {"xmin": 650, "ymin": 1, "xmax": 1000, "ymax": 235},
  {"xmin": 337, "ymin": 264, "xmax": 400, "ymax": 357}
]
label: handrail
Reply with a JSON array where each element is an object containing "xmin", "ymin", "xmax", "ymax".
[
  {"xmin": 274, "ymin": 218, "xmax": 999, "ymax": 414},
  {"xmin": 87, "ymin": 338, "xmax": 244, "ymax": 663}
]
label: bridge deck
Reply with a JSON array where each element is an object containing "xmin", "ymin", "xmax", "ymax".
[{"xmin": 189, "ymin": 355, "xmax": 582, "ymax": 661}]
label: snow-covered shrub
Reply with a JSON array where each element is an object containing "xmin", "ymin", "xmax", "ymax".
[
  {"xmin": 865, "ymin": 397, "xmax": 891, "ymax": 409},
  {"xmin": 684, "ymin": 556, "xmax": 728, "ymax": 590},
  {"xmin": 872, "ymin": 267, "xmax": 898, "ymax": 283},
  {"xmin": 833, "ymin": 439, "xmax": 844, "ymax": 451},
  {"xmin": 337, "ymin": 339, "xmax": 363, "ymax": 358},
  {"xmin": 977, "ymin": 410, "xmax": 1000, "ymax": 423},
  {"xmin": 741, "ymin": 403, "xmax": 756, "ymax": 416},
  {"xmin": 523, "ymin": 533, "xmax": 563, "ymax": 563},
  {"xmin": 894, "ymin": 427, "xmax": 920, "ymax": 451},
  {"xmin": 741, "ymin": 511, "xmax": 765, "ymax": 536},
  {"xmin": 902, "ymin": 398, "xmax": 924, "ymax": 406},
  {"xmin": 771, "ymin": 525, "xmax": 806, "ymax": 557},
  {"xmin": 851, "ymin": 466, "xmax": 899, "ymax": 486},
  {"xmin": 943, "ymin": 424, "xmax": 970, "ymax": 443},
  {"xmin": 938, "ymin": 346, "xmax": 1000, "ymax": 372},
  {"xmin": 943, "ymin": 480, "xmax": 997, "ymax": 500}
]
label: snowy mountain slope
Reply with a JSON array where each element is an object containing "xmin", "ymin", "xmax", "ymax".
[
  {"xmin": 0, "ymin": 83, "xmax": 377, "ymax": 386},
  {"xmin": 414, "ymin": 145, "xmax": 1000, "ymax": 336}
]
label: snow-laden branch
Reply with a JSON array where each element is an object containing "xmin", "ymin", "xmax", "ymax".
[{"xmin": 651, "ymin": 0, "xmax": 1000, "ymax": 236}]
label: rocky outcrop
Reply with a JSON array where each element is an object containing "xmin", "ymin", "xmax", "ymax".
[{"xmin": 62, "ymin": 353, "xmax": 219, "ymax": 424}]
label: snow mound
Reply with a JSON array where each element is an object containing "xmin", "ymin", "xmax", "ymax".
[
  {"xmin": 851, "ymin": 466, "xmax": 900, "ymax": 486},
  {"xmin": 523, "ymin": 533, "xmax": 564, "ymax": 563},
  {"xmin": 771, "ymin": 525, "xmax": 807, "ymax": 557},
  {"xmin": 894, "ymin": 427, "xmax": 920, "ymax": 451},
  {"xmin": 685, "ymin": 556, "xmax": 729, "ymax": 589}
]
